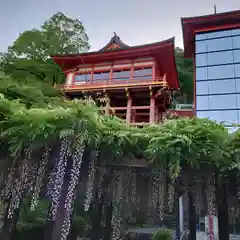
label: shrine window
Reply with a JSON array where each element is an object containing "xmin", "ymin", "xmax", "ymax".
[
  {"xmin": 133, "ymin": 67, "xmax": 152, "ymax": 80},
  {"xmin": 112, "ymin": 69, "xmax": 131, "ymax": 81},
  {"xmin": 74, "ymin": 73, "xmax": 91, "ymax": 83},
  {"xmin": 93, "ymin": 71, "xmax": 110, "ymax": 82}
]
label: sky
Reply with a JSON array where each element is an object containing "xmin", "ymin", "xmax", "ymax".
[{"xmin": 0, "ymin": 0, "xmax": 239, "ymax": 52}]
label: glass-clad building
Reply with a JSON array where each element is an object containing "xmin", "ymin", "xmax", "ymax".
[{"xmin": 195, "ymin": 28, "xmax": 240, "ymax": 130}]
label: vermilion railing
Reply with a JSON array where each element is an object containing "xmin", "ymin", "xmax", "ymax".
[{"xmin": 56, "ymin": 75, "xmax": 167, "ymax": 90}]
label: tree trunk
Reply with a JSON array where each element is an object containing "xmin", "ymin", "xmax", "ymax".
[
  {"xmin": 0, "ymin": 202, "xmax": 20, "ymax": 240},
  {"xmin": 175, "ymin": 195, "xmax": 180, "ymax": 240},
  {"xmin": 217, "ymin": 182, "xmax": 229, "ymax": 240},
  {"xmin": 44, "ymin": 215, "xmax": 54, "ymax": 240},
  {"xmin": 103, "ymin": 202, "xmax": 112, "ymax": 240},
  {"xmin": 90, "ymin": 201, "xmax": 103, "ymax": 240},
  {"xmin": 188, "ymin": 192, "xmax": 196, "ymax": 240}
]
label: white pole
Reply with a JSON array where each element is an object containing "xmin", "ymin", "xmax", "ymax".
[{"xmin": 179, "ymin": 196, "xmax": 184, "ymax": 234}]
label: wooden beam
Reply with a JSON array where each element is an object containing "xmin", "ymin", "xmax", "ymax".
[
  {"xmin": 108, "ymin": 106, "xmax": 150, "ymax": 111},
  {"xmin": 134, "ymin": 112, "xmax": 149, "ymax": 116}
]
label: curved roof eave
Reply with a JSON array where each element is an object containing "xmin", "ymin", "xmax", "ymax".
[{"xmin": 51, "ymin": 37, "xmax": 175, "ymax": 59}]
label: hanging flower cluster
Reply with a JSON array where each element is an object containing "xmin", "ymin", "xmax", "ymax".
[
  {"xmin": 111, "ymin": 169, "xmax": 124, "ymax": 240},
  {"xmin": 195, "ymin": 180, "xmax": 203, "ymax": 215},
  {"xmin": 158, "ymin": 167, "xmax": 165, "ymax": 221},
  {"xmin": 205, "ymin": 174, "xmax": 216, "ymax": 240},
  {"xmin": 61, "ymin": 141, "xmax": 85, "ymax": 240},
  {"xmin": 84, "ymin": 150, "xmax": 97, "ymax": 212},
  {"xmin": 206, "ymin": 174, "xmax": 216, "ymax": 216},
  {"xmin": 8, "ymin": 145, "xmax": 32, "ymax": 218},
  {"xmin": 50, "ymin": 138, "xmax": 70, "ymax": 220},
  {"xmin": 30, "ymin": 148, "xmax": 50, "ymax": 211},
  {"xmin": 130, "ymin": 168, "xmax": 137, "ymax": 205},
  {"xmin": 168, "ymin": 182, "xmax": 175, "ymax": 212}
]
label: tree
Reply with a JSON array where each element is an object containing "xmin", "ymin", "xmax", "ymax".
[
  {"xmin": 175, "ymin": 47, "xmax": 194, "ymax": 104},
  {"xmin": 9, "ymin": 12, "xmax": 90, "ymax": 60},
  {"xmin": 1, "ymin": 12, "xmax": 90, "ymax": 85}
]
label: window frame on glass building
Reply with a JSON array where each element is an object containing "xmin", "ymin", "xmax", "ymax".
[{"xmin": 195, "ymin": 28, "xmax": 240, "ymax": 126}]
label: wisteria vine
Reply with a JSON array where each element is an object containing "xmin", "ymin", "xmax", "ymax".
[
  {"xmin": 49, "ymin": 137, "xmax": 70, "ymax": 220},
  {"xmin": 61, "ymin": 141, "xmax": 85, "ymax": 240}
]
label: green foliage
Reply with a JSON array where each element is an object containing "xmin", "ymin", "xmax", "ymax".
[
  {"xmin": 0, "ymin": 89, "xmax": 234, "ymax": 177},
  {"xmin": 0, "ymin": 73, "xmax": 62, "ymax": 107},
  {"xmin": 17, "ymin": 198, "xmax": 48, "ymax": 230},
  {"xmin": 8, "ymin": 12, "xmax": 90, "ymax": 60},
  {"xmin": 0, "ymin": 12, "xmax": 90, "ymax": 85},
  {"xmin": 175, "ymin": 47, "xmax": 194, "ymax": 104},
  {"xmin": 152, "ymin": 229, "xmax": 172, "ymax": 240},
  {"xmin": 72, "ymin": 204, "xmax": 91, "ymax": 235},
  {"xmin": 1, "ymin": 57, "xmax": 66, "ymax": 84},
  {"xmin": 17, "ymin": 198, "xmax": 91, "ymax": 235}
]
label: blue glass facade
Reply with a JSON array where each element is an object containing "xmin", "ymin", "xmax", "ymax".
[{"xmin": 195, "ymin": 28, "xmax": 240, "ymax": 130}]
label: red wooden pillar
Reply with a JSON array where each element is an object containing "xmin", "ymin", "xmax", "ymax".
[
  {"xmin": 126, "ymin": 90, "xmax": 132, "ymax": 124},
  {"xmin": 149, "ymin": 88, "xmax": 156, "ymax": 124}
]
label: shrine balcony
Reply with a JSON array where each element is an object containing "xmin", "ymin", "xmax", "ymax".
[{"xmin": 55, "ymin": 75, "xmax": 167, "ymax": 92}]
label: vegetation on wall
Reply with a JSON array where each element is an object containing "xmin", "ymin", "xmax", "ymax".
[
  {"xmin": 174, "ymin": 47, "xmax": 194, "ymax": 104},
  {"xmin": 152, "ymin": 229, "xmax": 172, "ymax": 240}
]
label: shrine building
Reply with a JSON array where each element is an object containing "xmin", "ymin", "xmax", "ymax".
[
  {"xmin": 181, "ymin": 10, "xmax": 240, "ymax": 132},
  {"xmin": 52, "ymin": 33, "xmax": 192, "ymax": 124}
]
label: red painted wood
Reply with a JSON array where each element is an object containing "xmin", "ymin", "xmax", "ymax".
[
  {"xmin": 149, "ymin": 96, "xmax": 156, "ymax": 124},
  {"xmin": 126, "ymin": 95, "xmax": 132, "ymax": 124},
  {"xmin": 209, "ymin": 215, "xmax": 214, "ymax": 240},
  {"xmin": 182, "ymin": 10, "xmax": 240, "ymax": 58},
  {"xmin": 51, "ymin": 37, "xmax": 179, "ymax": 89}
]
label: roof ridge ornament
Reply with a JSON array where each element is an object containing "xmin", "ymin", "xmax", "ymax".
[
  {"xmin": 214, "ymin": 4, "xmax": 217, "ymax": 14},
  {"xmin": 98, "ymin": 32, "xmax": 130, "ymax": 52}
]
